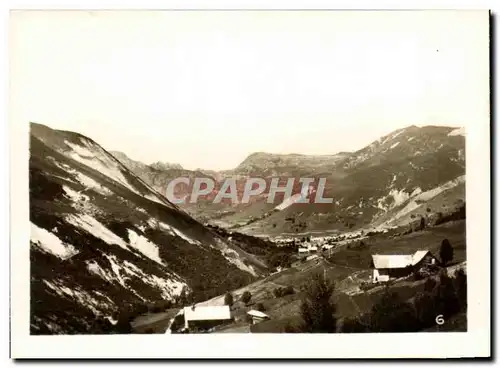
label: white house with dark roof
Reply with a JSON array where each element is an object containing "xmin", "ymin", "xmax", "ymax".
[{"xmin": 371, "ymin": 250, "xmax": 437, "ymax": 283}]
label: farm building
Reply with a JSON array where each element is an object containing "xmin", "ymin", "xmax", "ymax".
[
  {"xmin": 298, "ymin": 245, "xmax": 319, "ymax": 256},
  {"xmin": 306, "ymin": 254, "xmax": 319, "ymax": 261},
  {"xmin": 371, "ymin": 250, "xmax": 438, "ymax": 283},
  {"xmin": 182, "ymin": 305, "xmax": 232, "ymax": 331},
  {"xmin": 247, "ymin": 310, "xmax": 270, "ymax": 325}
]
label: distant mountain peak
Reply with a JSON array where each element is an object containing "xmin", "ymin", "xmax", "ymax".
[{"xmin": 150, "ymin": 161, "xmax": 184, "ymax": 171}]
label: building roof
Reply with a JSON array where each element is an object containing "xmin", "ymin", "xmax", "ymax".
[
  {"xmin": 247, "ymin": 310, "xmax": 270, "ymax": 319},
  {"xmin": 372, "ymin": 250, "xmax": 430, "ymax": 269},
  {"xmin": 183, "ymin": 305, "xmax": 231, "ymax": 322},
  {"xmin": 412, "ymin": 250, "xmax": 431, "ymax": 265}
]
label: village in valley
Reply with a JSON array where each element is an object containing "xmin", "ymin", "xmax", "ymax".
[{"xmin": 130, "ymin": 208, "xmax": 466, "ymax": 334}]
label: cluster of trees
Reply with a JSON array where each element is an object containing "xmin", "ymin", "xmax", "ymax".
[
  {"xmin": 266, "ymin": 252, "xmax": 294, "ymax": 270},
  {"xmin": 223, "ymin": 291, "xmax": 266, "ymax": 311},
  {"xmin": 434, "ymin": 204, "xmax": 466, "ymax": 226},
  {"xmin": 273, "ymin": 286, "xmax": 295, "ymax": 298},
  {"xmin": 206, "ymin": 223, "xmax": 297, "ymax": 269},
  {"xmin": 285, "ymin": 267, "xmax": 466, "ymax": 333},
  {"xmin": 405, "ymin": 202, "xmax": 466, "ymax": 236},
  {"xmin": 347, "ymin": 240, "xmax": 369, "ymax": 251},
  {"xmin": 343, "ymin": 269, "xmax": 467, "ymax": 332}
]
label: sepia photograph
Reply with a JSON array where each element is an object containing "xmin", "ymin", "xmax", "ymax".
[{"xmin": 9, "ymin": 8, "xmax": 490, "ymax": 359}]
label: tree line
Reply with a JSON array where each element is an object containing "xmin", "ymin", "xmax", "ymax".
[{"xmin": 286, "ymin": 267, "xmax": 466, "ymax": 333}]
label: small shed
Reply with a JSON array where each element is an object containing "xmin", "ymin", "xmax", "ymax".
[{"xmin": 247, "ymin": 310, "xmax": 270, "ymax": 325}]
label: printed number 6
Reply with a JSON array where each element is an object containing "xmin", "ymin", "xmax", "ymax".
[{"xmin": 435, "ymin": 314, "xmax": 445, "ymax": 325}]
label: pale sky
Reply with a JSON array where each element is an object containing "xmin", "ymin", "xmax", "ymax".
[{"xmin": 10, "ymin": 11, "xmax": 489, "ymax": 170}]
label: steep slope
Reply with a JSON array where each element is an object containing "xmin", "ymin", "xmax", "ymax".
[
  {"xmin": 109, "ymin": 150, "xmax": 214, "ymax": 195},
  {"xmin": 109, "ymin": 151, "xmax": 222, "ymax": 220},
  {"xmin": 30, "ymin": 123, "xmax": 263, "ymax": 334},
  {"xmin": 234, "ymin": 125, "xmax": 465, "ymax": 235}
]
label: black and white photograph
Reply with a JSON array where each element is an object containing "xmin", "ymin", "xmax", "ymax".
[{"xmin": 9, "ymin": 8, "xmax": 491, "ymax": 359}]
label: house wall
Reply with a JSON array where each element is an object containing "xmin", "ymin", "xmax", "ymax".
[
  {"xmin": 388, "ymin": 267, "xmax": 413, "ymax": 278},
  {"xmin": 251, "ymin": 316, "xmax": 268, "ymax": 325},
  {"xmin": 373, "ymin": 269, "xmax": 390, "ymax": 283},
  {"xmin": 373, "ymin": 267, "xmax": 412, "ymax": 282},
  {"xmin": 414, "ymin": 254, "xmax": 437, "ymax": 269},
  {"xmin": 186, "ymin": 319, "xmax": 229, "ymax": 331}
]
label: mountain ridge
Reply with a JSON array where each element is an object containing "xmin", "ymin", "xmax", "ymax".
[
  {"xmin": 30, "ymin": 123, "xmax": 264, "ymax": 334},
  {"xmin": 109, "ymin": 124, "xmax": 465, "ymax": 234}
]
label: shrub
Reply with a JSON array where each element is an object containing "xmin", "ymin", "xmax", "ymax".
[
  {"xmin": 419, "ymin": 217, "xmax": 426, "ymax": 231},
  {"xmin": 241, "ymin": 291, "xmax": 252, "ymax": 305},
  {"xmin": 423, "ymin": 278, "xmax": 437, "ymax": 292},
  {"xmin": 273, "ymin": 286, "xmax": 294, "ymax": 298},
  {"xmin": 284, "ymin": 322, "xmax": 299, "ymax": 333},
  {"xmin": 413, "ymin": 291, "xmax": 437, "ymax": 327},
  {"xmin": 283, "ymin": 286, "xmax": 295, "ymax": 296},
  {"xmin": 149, "ymin": 305, "xmax": 164, "ymax": 313},
  {"xmin": 342, "ymin": 315, "xmax": 370, "ymax": 333},
  {"xmin": 114, "ymin": 315, "xmax": 133, "ymax": 334},
  {"xmin": 273, "ymin": 288, "xmax": 282, "ymax": 298},
  {"xmin": 255, "ymin": 303, "xmax": 266, "ymax": 312},
  {"xmin": 432, "ymin": 271, "xmax": 460, "ymax": 318},
  {"xmin": 298, "ymin": 272, "xmax": 337, "ymax": 333},
  {"xmin": 224, "ymin": 292, "xmax": 234, "ymax": 307},
  {"xmin": 439, "ymin": 239, "xmax": 454, "ymax": 265},
  {"xmin": 369, "ymin": 290, "xmax": 419, "ymax": 332},
  {"xmin": 412, "ymin": 271, "xmax": 424, "ymax": 281},
  {"xmin": 453, "ymin": 268, "xmax": 467, "ymax": 311}
]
